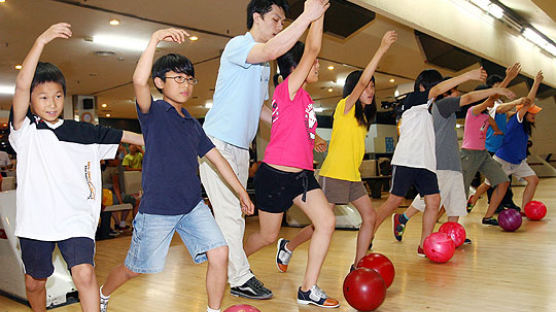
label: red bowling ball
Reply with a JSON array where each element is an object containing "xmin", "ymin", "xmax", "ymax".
[
  {"xmin": 423, "ymin": 232, "xmax": 455, "ymax": 263},
  {"xmin": 524, "ymin": 201, "xmax": 547, "ymax": 221},
  {"xmin": 438, "ymin": 222, "xmax": 466, "ymax": 247},
  {"xmin": 224, "ymin": 304, "xmax": 261, "ymax": 312},
  {"xmin": 356, "ymin": 253, "xmax": 395, "ymax": 288},
  {"xmin": 343, "ymin": 268, "xmax": 386, "ymax": 311}
]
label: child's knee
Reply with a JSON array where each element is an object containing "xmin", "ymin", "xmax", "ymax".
[
  {"xmin": 316, "ymin": 212, "xmax": 336, "ymax": 233},
  {"xmin": 208, "ymin": 245, "xmax": 228, "ymax": 266},
  {"xmin": 261, "ymin": 232, "xmax": 279, "ymax": 246},
  {"xmin": 25, "ymin": 275, "xmax": 46, "ymax": 293},
  {"xmin": 71, "ymin": 264, "xmax": 96, "ymax": 287}
]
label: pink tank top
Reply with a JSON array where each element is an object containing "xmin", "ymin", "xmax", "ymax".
[
  {"xmin": 263, "ymin": 77, "xmax": 317, "ymax": 170},
  {"xmin": 462, "ymin": 108, "xmax": 489, "ymax": 150}
]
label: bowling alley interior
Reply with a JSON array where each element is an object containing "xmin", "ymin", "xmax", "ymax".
[{"xmin": 1, "ymin": 0, "xmax": 556, "ymax": 311}]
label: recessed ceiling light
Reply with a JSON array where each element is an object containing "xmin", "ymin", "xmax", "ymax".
[
  {"xmin": 0, "ymin": 85, "xmax": 14, "ymax": 95},
  {"xmin": 109, "ymin": 19, "xmax": 120, "ymax": 26},
  {"xmin": 189, "ymin": 36, "xmax": 199, "ymax": 41},
  {"xmin": 101, "ymin": 103, "xmax": 108, "ymax": 108},
  {"xmin": 389, "ymin": 78, "xmax": 395, "ymax": 83},
  {"xmin": 106, "ymin": 113, "xmax": 111, "ymax": 117},
  {"xmin": 327, "ymin": 88, "xmax": 333, "ymax": 92},
  {"xmin": 15, "ymin": 65, "xmax": 22, "ymax": 70},
  {"xmin": 327, "ymin": 65, "xmax": 335, "ymax": 70},
  {"xmin": 0, "ymin": 0, "xmax": 6, "ymax": 3}
]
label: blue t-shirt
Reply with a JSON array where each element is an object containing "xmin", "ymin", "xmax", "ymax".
[
  {"xmin": 495, "ymin": 114, "xmax": 528, "ymax": 165},
  {"xmin": 203, "ymin": 32, "xmax": 271, "ymax": 149},
  {"xmin": 137, "ymin": 99, "xmax": 215, "ymax": 215},
  {"xmin": 485, "ymin": 113, "xmax": 507, "ymax": 153}
]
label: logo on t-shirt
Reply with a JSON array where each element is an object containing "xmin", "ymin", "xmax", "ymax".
[
  {"xmin": 271, "ymin": 99, "xmax": 279, "ymax": 123},
  {"xmin": 84, "ymin": 161, "xmax": 96, "ymax": 200},
  {"xmin": 305, "ymin": 103, "xmax": 316, "ymax": 140}
]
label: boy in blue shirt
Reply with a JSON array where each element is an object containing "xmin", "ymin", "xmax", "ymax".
[{"xmin": 99, "ymin": 28, "xmax": 254, "ymax": 312}]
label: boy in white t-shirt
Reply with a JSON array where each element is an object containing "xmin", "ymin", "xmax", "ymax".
[
  {"xmin": 9, "ymin": 23, "xmax": 143, "ymax": 311},
  {"xmin": 373, "ymin": 68, "xmax": 486, "ymax": 255}
]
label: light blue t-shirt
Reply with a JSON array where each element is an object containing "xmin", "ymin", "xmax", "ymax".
[
  {"xmin": 485, "ymin": 113, "xmax": 507, "ymax": 153},
  {"xmin": 203, "ymin": 32, "xmax": 271, "ymax": 149}
]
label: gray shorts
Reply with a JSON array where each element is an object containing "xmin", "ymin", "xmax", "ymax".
[
  {"xmin": 319, "ymin": 176, "xmax": 368, "ymax": 204},
  {"xmin": 461, "ymin": 149, "xmax": 509, "ymax": 197}
]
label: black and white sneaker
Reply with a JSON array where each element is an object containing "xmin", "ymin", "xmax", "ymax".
[
  {"xmin": 230, "ymin": 276, "xmax": 273, "ymax": 300},
  {"xmin": 297, "ymin": 285, "xmax": 340, "ymax": 308},
  {"xmin": 276, "ymin": 238, "xmax": 292, "ymax": 272}
]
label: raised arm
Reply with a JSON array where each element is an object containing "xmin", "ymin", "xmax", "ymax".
[
  {"xmin": 204, "ymin": 148, "xmax": 255, "ymax": 215},
  {"xmin": 133, "ymin": 28, "xmax": 189, "ymax": 114},
  {"xmin": 460, "ymin": 87, "xmax": 515, "ymax": 107},
  {"xmin": 287, "ymin": 14, "xmax": 325, "ymax": 100},
  {"xmin": 12, "ymin": 23, "xmax": 72, "ymax": 130},
  {"xmin": 527, "ymin": 70, "xmax": 543, "ymax": 101},
  {"xmin": 429, "ymin": 67, "xmax": 487, "ymax": 100},
  {"xmin": 247, "ymin": 0, "xmax": 329, "ymax": 64},
  {"xmin": 495, "ymin": 98, "xmax": 524, "ymax": 114},
  {"xmin": 344, "ymin": 31, "xmax": 397, "ymax": 113}
]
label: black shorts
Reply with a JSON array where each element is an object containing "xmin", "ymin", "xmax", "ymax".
[
  {"xmin": 390, "ymin": 165, "xmax": 439, "ymax": 197},
  {"xmin": 19, "ymin": 237, "xmax": 95, "ymax": 279},
  {"xmin": 254, "ymin": 163, "xmax": 320, "ymax": 213}
]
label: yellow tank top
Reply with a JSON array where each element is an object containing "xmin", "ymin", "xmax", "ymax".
[{"xmin": 319, "ymin": 98, "xmax": 368, "ymax": 181}]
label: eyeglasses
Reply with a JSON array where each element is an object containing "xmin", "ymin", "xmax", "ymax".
[{"xmin": 165, "ymin": 76, "xmax": 198, "ymax": 85}]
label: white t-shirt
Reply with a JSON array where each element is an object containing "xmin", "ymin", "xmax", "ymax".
[
  {"xmin": 9, "ymin": 112, "xmax": 122, "ymax": 241},
  {"xmin": 391, "ymin": 101, "xmax": 436, "ymax": 172}
]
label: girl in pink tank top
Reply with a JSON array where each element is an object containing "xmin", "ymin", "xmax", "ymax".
[{"xmin": 244, "ymin": 13, "xmax": 341, "ymax": 308}]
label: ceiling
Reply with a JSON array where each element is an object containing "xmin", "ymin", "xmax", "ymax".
[{"xmin": 0, "ymin": 0, "xmax": 554, "ymax": 121}]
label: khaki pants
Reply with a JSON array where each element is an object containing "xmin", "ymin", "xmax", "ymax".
[{"xmin": 199, "ymin": 136, "xmax": 252, "ymax": 287}]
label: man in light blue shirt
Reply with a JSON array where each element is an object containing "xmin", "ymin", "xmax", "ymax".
[{"xmin": 200, "ymin": 0, "xmax": 329, "ymax": 300}]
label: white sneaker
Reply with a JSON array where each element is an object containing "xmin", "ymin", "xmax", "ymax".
[{"xmin": 276, "ymin": 238, "xmax": 292, "ymax": 272}]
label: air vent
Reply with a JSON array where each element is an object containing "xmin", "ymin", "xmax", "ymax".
[
  {"xmin": 286, "ymin": 0, "xmax": 375, "ymax": 39},
  {"xmin": 415, "ymin": 31, "xmax": 480, "ymax": 71}
]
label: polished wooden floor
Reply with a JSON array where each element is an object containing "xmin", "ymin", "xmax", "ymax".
[{"xmin": 3, "ymin": 178, "xmax": 556, "ymax": 311}]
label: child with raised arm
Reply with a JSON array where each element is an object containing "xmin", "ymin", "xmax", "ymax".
[
  {"xmin": 274, "ymin": 30, "xmax": 397, "ymax": 272},
  {"xmin": 372, "ymin": 67, "xmax": 488, "ymax": 256},
  {"xmin": 9, "ymin": 23, "xmax": 143, "ymax": 312},
  {"xmin": 99, "ymin": 28, "xmax": 254, "ymax": 312},
  {"xmin": 243, "ymin": 13, "xmax": 340, "ymax": 308}
]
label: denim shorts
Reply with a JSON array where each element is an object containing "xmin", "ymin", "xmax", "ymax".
[
  {"xmin": 19, "ymin": 237, "xmax": 95, "ymax": 279},
  {"xmin": 124, "ymin": 201, "xmax": 227, "ymax": 273}
]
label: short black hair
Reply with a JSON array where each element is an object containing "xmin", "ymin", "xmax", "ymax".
[
  {"xmin": 247, "ymin": 0, "xmax": 289, "ymax": 29},
  {"xmin": 151, "ymin": 53, "xmax": 195, "ymax": 93},
  {"xmin": 31, "ymin": 62, "xmax": 66, "ymax": 96},
  {"xmin": 414, "ymin": 69, "xmax": 443, "ymax": 92},
  {"xmin": 273, "ymin": 41, "xmax": 304, "ymax": 86},
  {"xmin": 486, "ymin": 74, "xmax": 503, "ymax": 87}
]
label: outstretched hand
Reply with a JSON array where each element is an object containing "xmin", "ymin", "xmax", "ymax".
[
  {"xmin": 152, "ymin": 28, "xmax": 190, "ymax": 44},
  {"xmin": 380, "ymin": 31, "xmax": 398, "ymax": 50},
  {"xmin": 494, "ymin": 87, "xmax": 516, "ymax": 100},
  {"xmin": 505, "ymin": 62, "xmax": 521, "ymax": 80},
  {"xmin": 467, "ymin": 67, "xmax": 487, "ymax": 82},
  {"xmin": 535, "ymin": 70, "xmax": 544, "ymax": 83},
  {"xmin": 37, "ymin": 23, "xmax": 72, "ymax": 46},
  {"xmin": 303, "ymin": 0, "xmax": 331, "ymax": 22}
]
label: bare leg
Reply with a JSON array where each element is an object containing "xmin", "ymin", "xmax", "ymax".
[
  {"xmin": 470, "ymin": 182, "xmax": 490, "ymax": 205},
  {"xmin": 244, "ymin": 210, "xmax": 283, "ymax": 257},
  {"xmin": 293, "ymin": 189, "xmax": 336, "ymax": 291},
  {"xmin": 25, "ymin": 275, "xmax": 47, "ymax": 312},
  {"xmin": 206, "ymin": 246, "xmax": 228, "ymax": 310},
  {"xmin": 70, "ymin": 264, "xmax": 100, "ymax": 312},
  {"xmin": 420, "ymin": 194, "xmax": 440, "ymax": 247},
  {"xmin": 373, "ymin": 194, "xmax": 404, "ymax": 235},
  {"xmin": 484, "ymin": 182, "xmax": 509, "ymax": 218},
  {"xmin": 100, "ymin": 264, "xmax": 140, "ymax": 296},
  {"xmin": 350, "ymin": 195, "xmax": 376, "ymax": 265},
  {"xmin": 521, "ymin": 175, "xmax": 539, "ymax": 208}
]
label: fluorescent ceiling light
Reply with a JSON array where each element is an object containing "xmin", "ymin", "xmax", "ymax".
[
  {"xmin": 522, "ymin": 28, "xmax": 556, "ymax": 56},
  {"xmin": 488, "ymin": 3, "xmax": 504, "ymax": 19},
  {"xmin": 91, "ymin": 35, "xmax": 148, "ymax": 52},
  {"xmin": 0, "ymin": 85, "xmax": 15, "ymax": 95},
  {"xmin": 469, "ymin": 0, "xmax": 490, "ymax": 11}
]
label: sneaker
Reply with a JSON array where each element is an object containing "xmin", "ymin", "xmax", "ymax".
[
  {"xmin": 464, "ymin": 238, "xmax": 472, "ymax": 245},
  {"xmin": 482, "ymin": 217, "xmax": 499, "ymax": 226},
  {"xmin": 495, "ymin": 205, "xmax": 505, "ymax": 214},
  {"xmin": 276, "ymin": 238, "xmax": 292, "ymax": 273},
  {"xmin": 230, "ymin": 276, "xmax": 273, "ymax": 300},
  {"xmin": 297, "ymin": 285, "xmax": 340, "ymax": 308},
  {"xmin": 466, "ymin": 197, "xmax": 475, "ymax": 213},
  {"xmin": 417, "ymin": 246, "xmax": 426, "ymax": 257},
  {"xmin": 392, "ymin": 213, "xmax": 406, "ymax": 242},
  {"xmin": 108, "ymin": 229, "xmax": 120, "ymax": 237},
  {"xmin": 100, "ymin": 289, "xmax": 109, "ymax": 312},
  {"xmin": 505, "ymin": 203, "xmax": 521, "ymax": 212}
]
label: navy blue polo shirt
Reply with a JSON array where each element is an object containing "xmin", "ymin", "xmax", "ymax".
[
  {"xmin": 137, "ymin": 99, "xmax": 215, "ymax": 215},
  {"xmin": 496, "ymin": 114, "xmax": 528, "ymax": 165}
]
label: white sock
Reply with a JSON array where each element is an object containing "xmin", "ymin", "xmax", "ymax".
[
  {"xmin": 100, "ymin": 285, "xmax": 110, "ymax": 299},
  {"xmin": 206, "ymin": 307, "xmax": 220, "ymax": 312}
]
